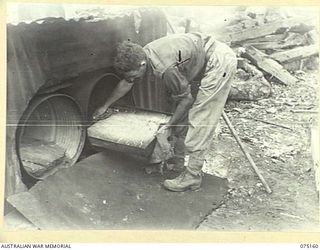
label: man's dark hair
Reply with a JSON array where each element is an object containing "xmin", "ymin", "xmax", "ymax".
[{"xmin": 114, "ymin": 41, "xmax": 146, "ymax": 76}]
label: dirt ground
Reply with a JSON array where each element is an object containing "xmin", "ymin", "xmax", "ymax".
[{"xmin": 199, "ymin": 70, "xmax": 319, "ymax": 231}]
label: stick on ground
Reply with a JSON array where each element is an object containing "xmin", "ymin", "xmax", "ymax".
[
  {"xmin": 242, "ymin": 117, "xmax": 292, "ymax": 130},
  {"xmin": 222, "ymin": 111, "xmax": 273, "ymax": 194}
]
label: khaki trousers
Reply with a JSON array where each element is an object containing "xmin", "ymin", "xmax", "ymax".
[{"xmin": 174, "ymin": 41, "xmax": 237, "ymax": 175}]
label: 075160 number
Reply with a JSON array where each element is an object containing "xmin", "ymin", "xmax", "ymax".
[{"xmin": 300, "ymin": 244, "xmax": 319, "ymax": 248}]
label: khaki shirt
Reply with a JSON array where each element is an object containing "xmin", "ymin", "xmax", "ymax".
[{"xmin": 143, "ymin": 33, "xmax": 214, "ymax": 101}]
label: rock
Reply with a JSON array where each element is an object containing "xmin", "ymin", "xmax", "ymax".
[
  {"xmin": 266, "ymin": 107, "xmax": 277, "ymax": 113},
  {"xmin": 248, "ymin": 189, "xmax": 255, "ymax": 196},
  {"xmin": 256, "ymin": 183, "xmax": 263, "ymax": 188}
]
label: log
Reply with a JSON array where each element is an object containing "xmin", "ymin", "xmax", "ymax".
[
  {"xmin": 243, "ymin": 46, "xmax": 297, "ymax": 85},
  {"xmin": 270, "ymin": 45, "xmax": 319, "ymax": 63},
  {"xmin": 227, "ymin": 16, "xmax": 313, "ymax": 43}
]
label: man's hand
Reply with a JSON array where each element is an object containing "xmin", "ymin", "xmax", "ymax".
[
  {"xmin": 92, "ymin": 79, "xmax": 135, "ymax": 122},
  {"xmin": 92, "ymin": 106, "xmax": 113, "ymax": 121},
  {"xmin": 157, "ymin": 123, "xmax": 172, "ymax": 134}
]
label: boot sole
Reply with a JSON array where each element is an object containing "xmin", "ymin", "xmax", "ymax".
[{"xmin": 163, "ymin": 183, "xmax": 201, "ymax": 192}]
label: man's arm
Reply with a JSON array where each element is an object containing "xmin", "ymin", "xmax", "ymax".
[
  {"xmin": 102, "ymin": 79, "xmax": 134, "ymax": 108},
  {"xmin": 93, "ymin": 79, "xmax": 134, "ymax": 120},
  {"xmin": 167, "ymin": 93, "xmax": 194, "ymax": 126},
  {"xmin": 162, "ymin": 67, "xmax": 195, "ymax": 128}
]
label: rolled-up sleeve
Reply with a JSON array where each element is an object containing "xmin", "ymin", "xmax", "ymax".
[{"xmin": 163, "ymin": 67, "xmax": 191, "ymax": 101}]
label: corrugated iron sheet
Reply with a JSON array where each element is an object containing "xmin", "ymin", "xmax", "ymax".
[
  {"xmin": 6, "ymin": 7, "xmax": 167, "ymax": 201},
  {"xmin": 132, "ymin": 72, "xmax": 171, "ymax": 113}
]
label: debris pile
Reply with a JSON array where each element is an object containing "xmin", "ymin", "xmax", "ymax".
[
  {"xmin": 167, "ymin": 7, "xmax": 318, "ymax": 102},
  {"xmin": 222, "ymin": 7, "xmax": 318, "ymax": 101}
]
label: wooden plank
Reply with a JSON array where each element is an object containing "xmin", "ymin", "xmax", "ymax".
[
  {"xmin": 243, "ymin": 33, "xmax": 287, "ymax": 44},
  {"xmin": 245, "ymin": 33, "xmax": 308, "ymax": 51},
  {"xmin": 270, "ymin": 45, "xmax": 319, "ymax": 63},
  {"xmin": 244, "ymin": 46, "xmax": 297, "ymax": 85},
  {"xmin": 228, "ymin": 17, "xmax": 313, "ymax": 43}
]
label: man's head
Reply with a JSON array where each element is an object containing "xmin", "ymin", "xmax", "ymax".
[{"xmin": 114, "ymin": 41, "xmax": 147, "ymax": 83}]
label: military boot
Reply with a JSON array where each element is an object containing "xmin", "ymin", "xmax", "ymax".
[{"xmin": 163, "ymin": 170, "xmax": 202, "ymax": 192}]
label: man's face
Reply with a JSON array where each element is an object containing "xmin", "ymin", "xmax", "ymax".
[{"xmin": 123, "ymin": 61, "xmax": 147, "ymax": 84}]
